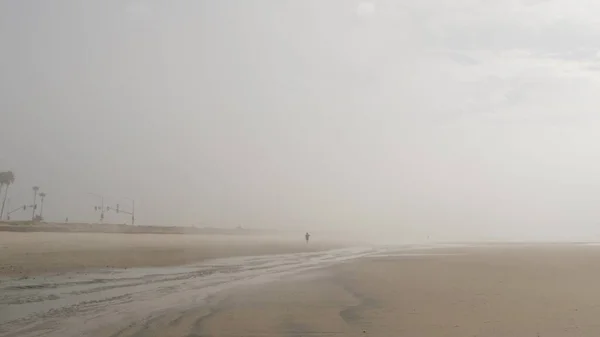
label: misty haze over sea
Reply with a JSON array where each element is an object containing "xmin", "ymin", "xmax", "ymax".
[{"xmin": 3, "ymin": 1, "xmax": 600, "ymax": 243}]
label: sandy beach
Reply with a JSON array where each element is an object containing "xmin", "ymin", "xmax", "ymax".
[
  {"xmin": 109, "ymin": 244, "xmax": 600, "ymax": 337},
  {"xmin": 0, "ymin": 232, "xmax": 341, "ymax": 276},
  {"xmin": 5, "ymin": 243, "xmax": 600, "ymax": 336}
]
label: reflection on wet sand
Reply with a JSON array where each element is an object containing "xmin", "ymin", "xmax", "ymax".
[{"xmin": 1, "ymin": 246, "xmax": 388, "ymax": 337}]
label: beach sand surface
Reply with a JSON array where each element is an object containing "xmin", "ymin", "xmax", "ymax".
[
  {"xmin": 6, "ymin": 242, "xmax": 600, "ymax": 336},
  {"xmin": 0, "ymin": 232, "xmax": 339, "ymax": 276},
  {"xmin": 192, "ymin": 245, "xmax": 600, "ymax": 337}
]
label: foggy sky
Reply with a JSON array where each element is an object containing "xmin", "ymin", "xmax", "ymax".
[{"xmin": 2, "ymin": 0, "xmax": 600, "ymax": 241}]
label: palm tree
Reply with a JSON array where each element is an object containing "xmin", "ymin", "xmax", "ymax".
[
  {"xmin": 32, "ymin": 186, "xmax": 39, "ymax": 221},
  {"xmin": 39, "ymin": 192, "xmax": 47, "ymax": 220},
  {"xmin": 0, "ymin": 171, "xmax": 15, "ymax": 220}
]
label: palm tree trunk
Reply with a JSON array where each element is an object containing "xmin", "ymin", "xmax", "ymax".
[
  {"xmin": 0, "ymin": 185, "xmax": 5, "ymax": 220},
  {"xmin": 40, "ymin": 198, "xmax": 45, "ymax": 219}
]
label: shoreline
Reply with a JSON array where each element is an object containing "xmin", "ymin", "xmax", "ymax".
[
  {"xmin": 0, "ymin": 232, "xmax": 346, "ymax": 277},
  {"xmin": 4, "ymin": 232, "xmax": 600, "ymax": 278}
]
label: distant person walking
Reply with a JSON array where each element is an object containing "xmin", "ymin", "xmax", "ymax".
[{"xmin": 305, "ymin": 232, "xmax": 311, "ymax": 244}]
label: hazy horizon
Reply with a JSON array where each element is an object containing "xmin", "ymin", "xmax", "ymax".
[{"xmin": 3, "ymin": 1, "xmax": 600, "ymax": 241}]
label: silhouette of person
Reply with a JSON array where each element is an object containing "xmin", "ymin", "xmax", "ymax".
[{"xmin": 305, "ymin": 232, "xmax": 311, "ymax": 243}]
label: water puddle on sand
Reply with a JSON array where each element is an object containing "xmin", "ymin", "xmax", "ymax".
[{"xmin": 0, "ymin": 244, "xmax": 457, "ymax": 337}]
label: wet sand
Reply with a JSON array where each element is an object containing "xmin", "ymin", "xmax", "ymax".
[
  {"xmin": 5, "ymin": 244, "xmax": 600, "ymax": 336},
  {"xmin": 0, "ymin": 232, "xmax": 340, "ymax": 276},
  {"xmin": 177, "ymin": 245, "xmax": 600, "ymax": 337},
  {"xmin": 1, "ymin": 246, "xmax": 381, "ymax": 337}
]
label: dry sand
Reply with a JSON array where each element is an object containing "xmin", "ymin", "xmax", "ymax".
[
  {"xmin": 186, "ymin": 245, "xmax": 600, "ymax": 337},
  {"xmin": 0, "ymin": 232, "xmax": 340, "ymax": 276}
]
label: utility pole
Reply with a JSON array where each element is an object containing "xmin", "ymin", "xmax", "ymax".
[
  {"xmin": 31, "ymin": 186, "xmax": 39, "ymax": 221},
  {"xmin": 125, "ymin": 197, "xmax": 135, "ymax": 226},
  {"xmin": 108, "ymin": 197, "xmax": 135, "ymax": 225},
  {"xmin": 7, "ymin": 205, "xmax": 28, "ymax": 220},
  {"xmin": 89, "ymin": 193, "xmax": 105, "ymax": 223}
]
